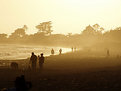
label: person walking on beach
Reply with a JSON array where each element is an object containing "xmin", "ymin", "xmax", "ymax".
[
  {"xmin": 51, "ymin": 48, "xmax": 54, "ymax": 55},
  {"xmin": 74, "ymin": 47, "xmax": 76, "ymax": 52},
  {"xmin": 30, "ymin": 52, "xmax": 37, "ymax": 69},
  {"xmin": 38, "ymin": 53, "xmax": 45, "ymax": 70},
  {"xmin": 71, "ymin": 47, "xmax": 74, "ymax": 52},
  {"xmin": 59, "ymin": 48, "xmax": 62, "ymax": 55}
]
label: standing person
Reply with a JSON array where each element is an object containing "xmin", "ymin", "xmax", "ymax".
[
  {"xmin": 71, "ymin": 47, "xmax": 74, "ymax": 52},
  {"xmin": 30, "ymin": 52, "xmax": 37, "ymax": 69},
  {"xmin": 38, "ymin": 53, "xmax": 45, "ymax": 70},
  {"xmin": 74, "ymin": 47, "xmax": 76, "ymax": 52},
  {"xmin": 59, "ymin": 48, "xmax": 62, "ymax": 55},
  {"xmin": 51, "ymin": 48, "xmax": 54, "ymax": 55}
]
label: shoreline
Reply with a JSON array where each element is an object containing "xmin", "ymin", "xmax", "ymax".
[{"xmin": 0, "ymin": 50, "xmax": 121, "ymax": 90}]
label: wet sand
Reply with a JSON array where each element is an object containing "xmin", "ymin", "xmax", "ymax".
[{"xmin": 0, "ymin": 50, "xmax": 121, "ymax": 91}]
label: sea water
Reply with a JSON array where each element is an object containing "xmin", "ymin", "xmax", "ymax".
[{"xmin": 0, "ymin": 44, "xmax": 71, "ymax": 60}]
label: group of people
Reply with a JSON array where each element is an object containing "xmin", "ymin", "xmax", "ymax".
[
  {"xmin": 51, "ymin": 48, "xmax": 62, "ymax": 55},
  {"xmin": 30, "ymin": 52, "xmax": 45, "ymax": 70},
  {"xmin": 30, "ymin": 48, "xmax": 63, "ymax": 69},
  {"xmin": 71, "ymin": 47, "xmax": 77, "ymax": 52}
]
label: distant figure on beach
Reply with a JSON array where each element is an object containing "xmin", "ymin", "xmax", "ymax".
[
  {"xmin": 11, "ymin": 62, "xmax": 18, "ymax": 69},
  {"xmin": 107, "ymin": 49, "xmax": 110, "ymax": 57},
  {"xmin": 59, "ymin": 48, "xmax": 62, "ymax": 55},
  {"xmin": 38, "ymin": 53, "xmax": 45, "ymax": 69},
  {"xmin": 30, "ymin": 52, "xmax": 37, "ymax": 69},
  {"xmin": 71, "ymin": 47, "xmax": 74, "ymax": 52},
  {"xmin": 74, "ymin": 47, "xmax": 76, "ymax": 51},
  {"xmin": 51, "ymin": 48, "xmax": 54, "ymax": 55}
]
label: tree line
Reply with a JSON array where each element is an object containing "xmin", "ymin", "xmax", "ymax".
[{"xmin": 0, "ymin": 22, "xmax": 121, "ymax": 48}]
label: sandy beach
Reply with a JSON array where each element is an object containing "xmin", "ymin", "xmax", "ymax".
[{"xmin": 0, "ymin": 50, "xmax": 121, "ymax": 91}]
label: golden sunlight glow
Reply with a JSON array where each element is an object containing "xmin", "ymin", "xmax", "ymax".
[{"xmin": 0, "ymin": 0, "xmax": 121, "ymax": 34}]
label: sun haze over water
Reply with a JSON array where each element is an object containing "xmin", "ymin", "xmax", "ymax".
[{"xmin": 0, "ymin": 0, "xmax": 121, "ymax": 34}]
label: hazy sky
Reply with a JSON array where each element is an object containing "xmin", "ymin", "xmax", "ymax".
[{"xmin": 0, "ymin": 0, "xmax": 121, "ymax": 35}]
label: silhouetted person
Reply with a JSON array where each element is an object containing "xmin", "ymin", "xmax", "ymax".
[
  {"xmin": 14, "ymin": 75, "xmax": 32, "ymax": 91},
  {"xmin": 71, "ymin": 47, "xmax": 74, "ymax": 52},
  {"xmin": 59, "ymin": 48, "xmax": 62, "ymax": 54},
  {"xmin": 30, "ymin": 52, "xmax": 37, "ymax": 69},
  {"xmin": 74, "ymin": 47, "xmax": 76, "ymax": 51},
  {"xmin": 15, "ymin": 75, "xmax": 27, "ymax": 91},
  {"xmin": 38, "ymin": 53, "xmax": 45, "ymax": 70},
  {"xmin": 51, "ymin": 48, "xmax": 54, "ymax": 55},
  {"xmin": 107, "ymin": 49, "xmax": 110, "ymax": 57}
]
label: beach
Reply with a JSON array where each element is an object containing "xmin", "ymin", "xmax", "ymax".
[{"xmin": 0, "ymin": 50, "xmax": 121, "ymax": 91}]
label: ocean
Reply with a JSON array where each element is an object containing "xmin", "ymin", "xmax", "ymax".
[{"xmin": 0, "ymin": 44, "xmax": 71, "ymax": 60}]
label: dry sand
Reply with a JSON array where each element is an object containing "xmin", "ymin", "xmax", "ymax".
[{"xmin": 0, "ymin": 50, "xmax": 121, "ymax": 91}]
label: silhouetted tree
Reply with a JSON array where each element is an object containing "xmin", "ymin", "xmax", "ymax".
[
  {"xmin": 36, "ymin": 21, "xmax": 53, "ymax": 35},
  {"xmin": 1, "ymin": 22, "xmax": 121, "ymax": 48},
  {"xmin": 93, "ymin": 24, "xmax": 100, "ymax": 31},
  {"xmin": 67, "ymin": 33, "xmax": 72, "ymax": 37},
  {"xmin": 115, "ymin": 27, "xmax": 121, "ymax": 31},
  {"xmin": 23, "ymin": 25, "xmax": 28, "ymax": 31},
  {"xmin": 92, "ymin": 24, "xmax": 104, "ymax": 33},
  {"xmin": 0, "ymin": 33, "xmax": 7, "ymax": 39},
  {"xmin": 9, "ymin": 26, "xmax": 26, "ymax": 39},
  {"xmin": 82, "ymin": 25, "xmax": 95, "ymax": 35},
  {"xmin": 99, "ymin": 27, "xmax": 104, "ymax": 33},
  {"xmin": 104, "ymin": 27, "xmax": 121, "ymax": 42}
]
